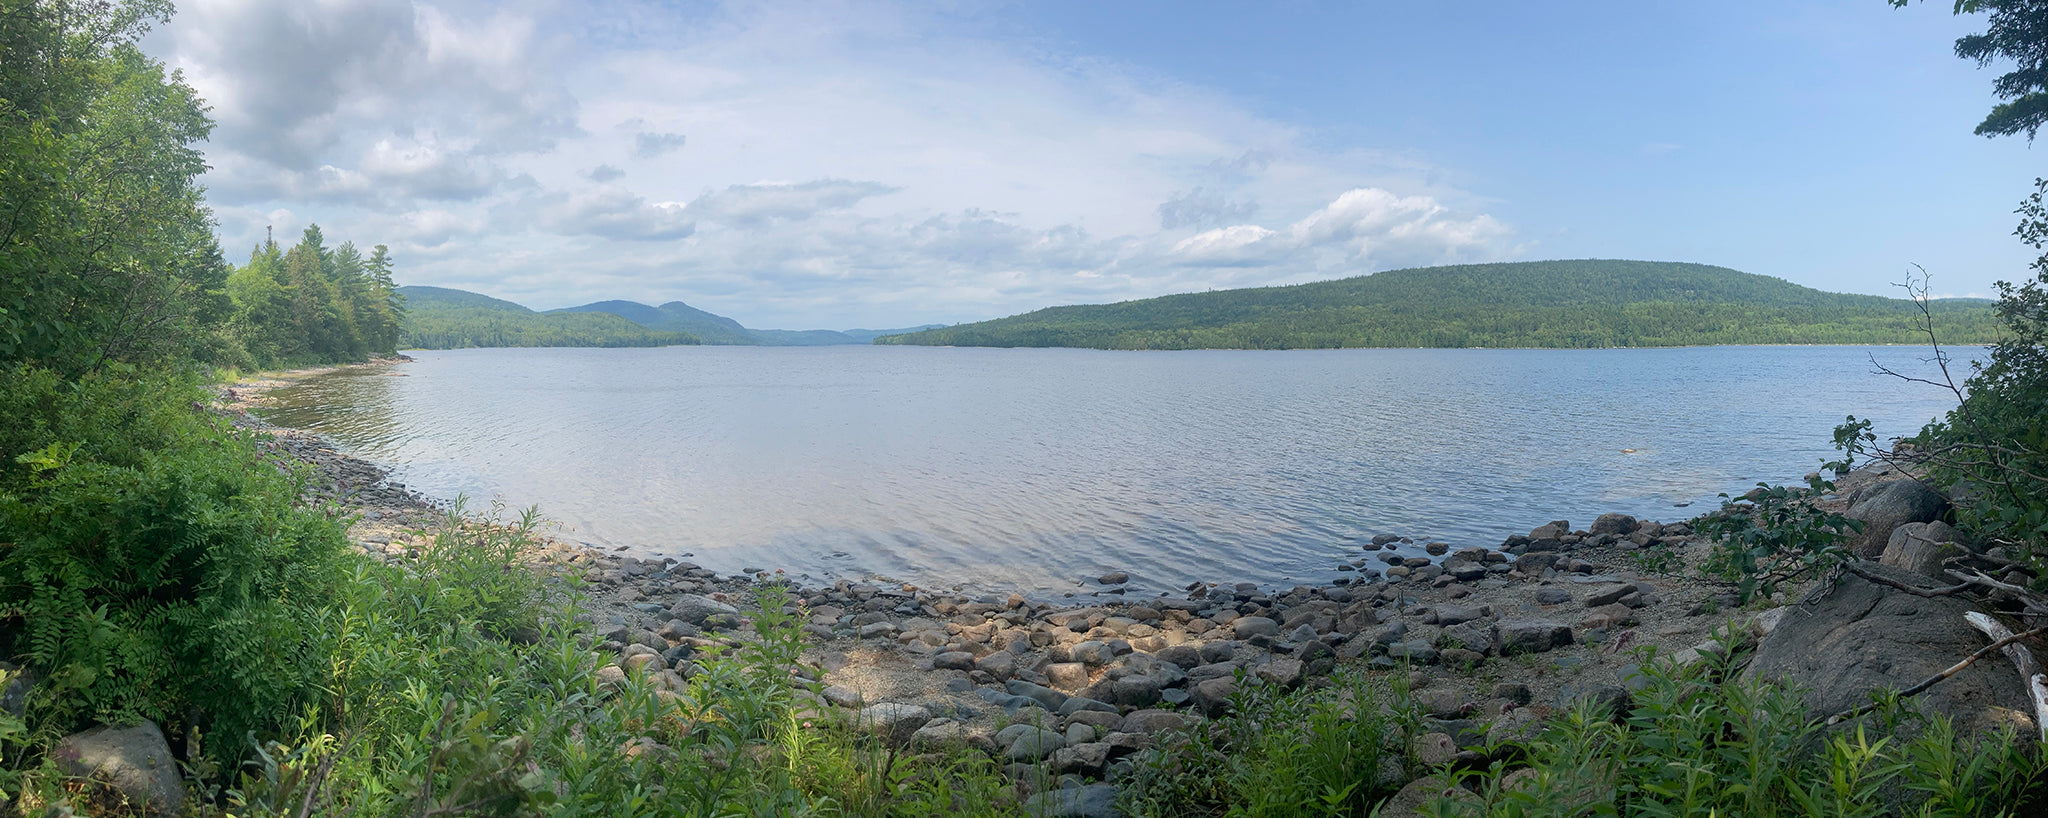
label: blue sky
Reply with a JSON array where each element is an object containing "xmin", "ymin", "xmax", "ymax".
[{"xmin": 147, "ymin": 1, "xmax": 2038, "ymax": 329}]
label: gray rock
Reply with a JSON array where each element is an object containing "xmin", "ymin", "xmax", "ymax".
[
  {"xmin": 1098, "ymin": 571, "xmax": 1130, "ymax": 585},
  {"xmin": 1490, "ymin": 682, "xmax": 1532, "ymax": 705},
  {"xmin": 1533, "ymin": 587, "xmax": 1572, "ymax": 605},
  {"xmin": 1008, "ymin": 679, "xmax": 1071, "ymax": 710},
  {"xmin": 1193, "ymin": 676, "xmax": 1238, "ymax": 715},
  {"xmin": 1120, "ymin": 709, "xmax": 1193, "ymax": 735},
  {"xmin": 1558, "ymin": 683, "xmax": 1633, "ymax": 722},
  {"xmin": 1432, "ymin": 605, "xmax": 1484, "ymax": 627},
  {"xmin": 1745, "ymin": 561, "xmax": 2026, "ymax": 741},
  {"xmin": 1232, "ymin": 616, "xmax": 1280, "ymax": 639},
  {"xmin": 1001, "ymin": 724, "xmax": 1066, "ymax": 762},
  {"xmin": 1880, "ymin": 520, "xmax": 1964, "ymax": 579},
  {"xmin": 1026, "ymin": 783, "xmax": 1124, "ymax": 818},
  {"xmin": 1514, "ymin": 552, "xmax": 1561, "ymax": 574},
  {"xmin": 933, "ymin": 651, "xmax": 977, "ymax": 670},
  {"xmin": 1052, "ymin": 741, "xmax": 1112, "ymax": 777},
  {"xmin": 1156, "ymin": 644, "xmax": 1203, "ymax": 670},
  {"xmin": 1590, "ymin": 513, "xmax": 1639, "ymax": 536},
  {"xmin": 1058, "ymin": 696, "xmax": 1119, "ymax": 716},
  {"xmin": 1198, "ymin": 641, "xmax": 1237, "ymax": 664},
  {"xmin": 1584, "ymin": 585, "xmax": 1634, "ymax": 607},
  {"xmin": 668, "ymin": 593, "xmax": 739, "ymax": 626},
  {"xmin": 859, "ymin": 703, "xmax": 933, "ymax": 746},
  {"xmin": 1846, "ymin": 479, "xmax": 1949, "ymax": 559},
  {"xmin": 858, "ymin": 621, "xmax": 897, "ymax": 639},
  {"xmin": 976, "ymin": 651, "xmax": 1018, "ymax": 680},
  {"xmin": 0, "ymin": 662, "xmax": 32, "ymax": 718},
  {"xmin": 51, "ymin": 722, "xmax": 184, "ymax": 817},
  {"xmin": 1111, "ymin": 675, "xmax": 1164, "ymax": 708},
  {"xmin": 821, "ymin": 685, "xmax": 864, "ymax": 708},
  {"xmin": 1046, "ymin": 662, "xmax": 1091, "ymax": 691},
  {"xmin": 1386, "ymin": 640, "xmax": 1439, "ymax": 665},
  {"xmin": 1256, "ymin": 658, "xmax": 1305, "ymax": 687},
  {"xmin": 1439, "ymin": 620, "xmax": 1496, "ymax": 655},
  {"xmin": 1070, "ymin": 641, "xmax": 1116, "ymax": 666},
  {"xmin": 1382, "ymin": 775, "xmax": 1477, "ymax": 815},
  {"xmin": 1064, "ymin": 709, "xmax": 1125, "ymax": 731},
  {"xmin": 1496, "ymin": 619, "xmax": 1572, "ymax": 654}
]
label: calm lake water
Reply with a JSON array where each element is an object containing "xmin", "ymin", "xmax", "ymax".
[{"xmin": 259, "ymin": 345, "xmax": 1973, "ymax": 597}]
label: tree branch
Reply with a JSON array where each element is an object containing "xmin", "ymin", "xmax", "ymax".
[{"xmin": 1824, "ymin": 623, "xmax": 2048, "ymax": 726}]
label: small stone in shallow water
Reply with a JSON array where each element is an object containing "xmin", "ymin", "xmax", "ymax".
[{"xmin": 1098, "ymin": 571, "xmax": 1130, "ymax": 585}]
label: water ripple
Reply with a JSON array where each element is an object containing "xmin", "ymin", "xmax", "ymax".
[{"xmin": 259, "ymin": 345, "xmax": 1974, "ymax": 596}]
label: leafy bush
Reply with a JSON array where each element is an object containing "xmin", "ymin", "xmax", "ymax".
[
  {"xmin": 1428, "ymin": 650, "xmax": 2045, "ymax": 817},
  {"xmin": 1693, "ymin": 477, "xmax": 1863, "ymax": 604},
  {"xmin": 1915, "ymin": 178, "xmax": 2048, "ymax": 577},
  {"xmin": 0, "ymin": 366, "xmax": 347, "ymax": 762},
  {"xmin": 1120, "ymin": 670, "xmax": 1419, "ymax": 818}
]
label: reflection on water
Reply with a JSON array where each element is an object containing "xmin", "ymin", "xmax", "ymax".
[{"xmin": 260, "ymin": 345, "xmax": 1971, "ymax": 596}]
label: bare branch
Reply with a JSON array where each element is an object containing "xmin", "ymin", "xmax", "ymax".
[{"xmin": 1825, "ymin": 622, "xmax": 2048, "ymax": 726}]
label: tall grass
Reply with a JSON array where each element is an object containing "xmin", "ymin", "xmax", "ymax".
[{"xmin": 1424, "ymin": 650, "xmax": 2046, "ymax": 818}]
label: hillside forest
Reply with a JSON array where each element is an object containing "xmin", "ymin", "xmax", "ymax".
[{"xmin": 879, "ymin": 260, "xmax": 2006, "ymax": 350}]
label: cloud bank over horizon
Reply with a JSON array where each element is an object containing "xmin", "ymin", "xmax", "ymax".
[{"xmin": 147, "ymin": 0, "xmax": 1520, "ymax": 328}]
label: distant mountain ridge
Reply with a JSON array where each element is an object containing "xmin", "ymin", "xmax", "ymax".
[
  {"xmin": 398, "ymin": 286, "xmax": 698, "ymax": 349},
  {"xmin": 396, "ymin": 285, "xmax": 942, "ymax": 349},
  {"xmin": 875, "ymin": 259, "xmax": 2004, "ymax": 350}
]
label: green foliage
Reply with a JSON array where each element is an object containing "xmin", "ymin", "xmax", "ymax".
[
  {"xmin": 216, "ymin": 548, "xmax": 1022, "ymax": 817},
  {"xmin": 877, "ymin": 260, "xmax": 2003, "ymax": 350},
  {"xmin": 549, "ymin": 299, "xmax": 757, "ymax": 345},
  {"xmin": 1693, "ymin": 478, "xmax": 1864, "ymax": 604},
  {"xmin": 224, "ymin": 227, "xmax": 408, "ymax": 369},
  {"xmin": 1428, "ymin": 649, "xmax": 2045, "ymax": 817},
  {"xmin": 0, "ymin": 0, "xmax": 232, "ymax": 376},
  {"xmin": 0, "ymin": 367, "xmax": 348, "ymax": 762},
  {"xmin": 1895, "ymin": 0, "xmax": 2048, "ymax": 140},
  {"xmin": 1121, "ymin": 670, "xmax": 1418, "ymax": 817},
  {"xmin": 1912, "ymin": 180, "xmax": 2048, "ymax": 580},
  {"xmin": 399, "ymin": 286, "xmax": 698, "ymax": 350}
]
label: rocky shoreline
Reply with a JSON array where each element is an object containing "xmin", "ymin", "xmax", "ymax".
[{"xmin": 226, "ymin": 358, "xmax": 1980, "ymax": 816}]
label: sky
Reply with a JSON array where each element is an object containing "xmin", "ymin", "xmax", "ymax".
[{"xmin": 143, "ymin": 0, "xmax": 2042, "ymax": 330}]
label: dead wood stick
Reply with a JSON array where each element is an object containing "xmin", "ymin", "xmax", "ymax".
[
  {"xmin": 1823, "ymin": 623, "xmax": 2048, "ymax": 727},
  {"xmin": 1965, "ymin": 611, "xmax": 2048, "ymax": 742},
  {"xmin": 1944, "ymin": 567, "xmax": 2048, "ymax": 616},
  {"xmin": 1841, "ymin": 562, "xmax": 1974, "ymax": 597}
]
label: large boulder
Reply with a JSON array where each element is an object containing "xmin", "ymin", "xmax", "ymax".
[
  {"xmin": 1845, "ymin": 479, "xmax": 1949, "ymax": 559},
  {"xmin": 1744, "ymin": 562, "xmax": 2030, "ymax": 740},
  {"xmin": 858, "ymin": 703, "xmax": 932, "ymax": 746},
  {"xmin": 1025, "ymin": 782, "xmax": 1123, "ymax": 818},
  {"xmin": 50, "ymin": 722, "xmax": 184, "ymax": 817},
  {"xmin": 668, "ymin": 594, "xmax": 740, "ymax": 626},
  {"xmin": 1880, "ymin": 521, "xmax": 1965, "ymax": 579},
  {"xmin": 1589, "ymin": 513, "xmax": 1639, "ymax": 536},
  {"xmin": 1496, "ymin": 620, "xmax": 1573, "ymax": 655}
]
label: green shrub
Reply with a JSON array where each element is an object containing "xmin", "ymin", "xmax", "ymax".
[
  {"xmin": 1428, "ymin": 651, "xmax": 2045, "ymax": 817},
  {"xmin": 1121, "ymin": 670, "xmax": 1419, "ymax": 818},
  {"xmin": 0, "ymin": 366, "xmax": 347, "ymax": 762},
  {"xmin": 1693, "ymin": 478, "xmax": 1863, "ymax": 604}
]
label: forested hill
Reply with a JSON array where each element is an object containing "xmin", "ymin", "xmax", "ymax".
[
  {"xmin": 551, "ymin": 300, "xmax": 757, "ymax": 344},
  {"xmin": 398, "ymin": 286, "xmax": 698, "ymax": 349},
  {"xmin": 875, "ymin": 260, "xmax": 2004, "ymax": 350}
]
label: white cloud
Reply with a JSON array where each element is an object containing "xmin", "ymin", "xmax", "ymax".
[{"xmin": 148, "ymin": 0, "xmax": 1519, "ymax": 328}]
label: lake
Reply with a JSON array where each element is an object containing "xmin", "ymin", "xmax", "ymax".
[{"xmin": 258, "ymin": 344, "xmax": 1972, "ymax": 598}]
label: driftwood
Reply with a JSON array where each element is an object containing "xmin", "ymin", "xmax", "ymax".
[
  {"xmin": 1965, "ymin": 611, "xmax": 2048, "ymax": 742},
  {"xmin": 1823, "ymin": 623, "xmax": 2048, "ymax": 727},
  {"xmin": 1839, "ymin": 561, "xmax": 1973, "ymax": 597}
]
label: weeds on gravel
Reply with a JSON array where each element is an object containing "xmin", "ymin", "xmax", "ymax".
[
  {"xmin": 1121, "ymin": 669, "xmax": 1422, "ymax": 818},
  {"xmin": 218, "ymin": 530, "xmax": 1030, "ymax": 817},
  {"xmin": 1423, "ymin": 649, "xmax": 2046, "ymax": 818}
]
